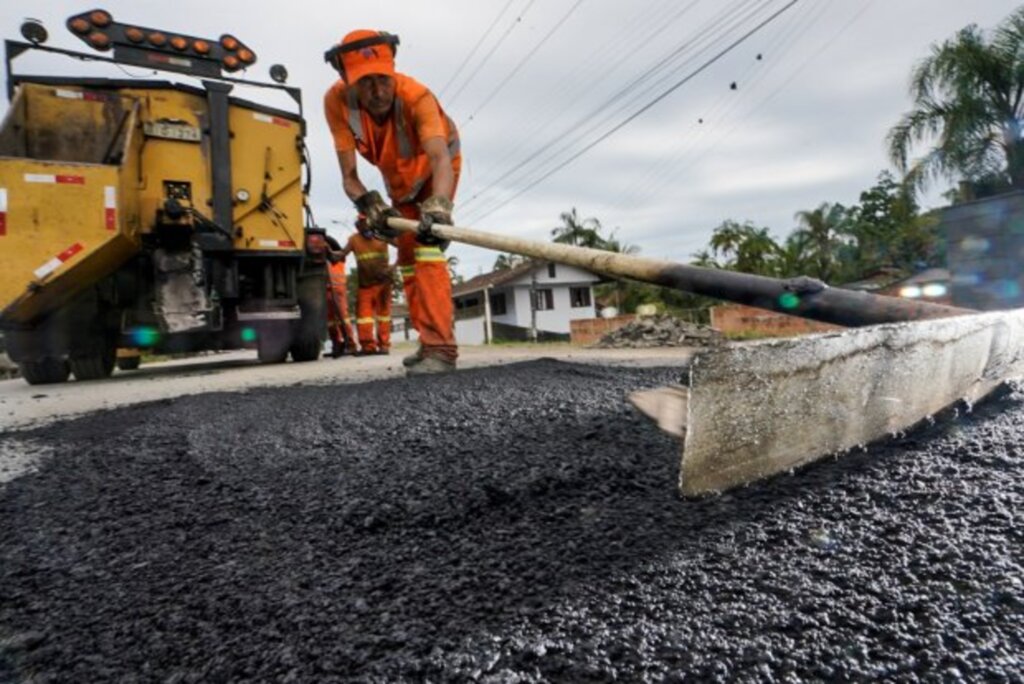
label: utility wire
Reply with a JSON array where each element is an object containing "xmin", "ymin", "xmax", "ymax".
[
  {"xmin": 461, "ymin": 0, "xmax": 587, "ymax": 127},
  {"xmin": 446, "ymin": 0, "xmax": 537, "ymax": 108},
  {"xmin": 465, "ymin": 0, "xmax": 698, "ymax": 186},
  {"xmin": 462, "ymin": 0, "xmax": 764, "ymax": 213},
  {"xmin": 623, "ymin": 0, "xmax": 826, "ymax": 199},
  {"xmin": 466, "ymin": 0, "xmax": 802, "ymax": 223},
  {"xmin": 438, "ymin": 0, "xmax": 517, "ymax": 99}
]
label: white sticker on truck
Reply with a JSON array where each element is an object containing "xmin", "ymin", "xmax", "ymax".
[{"xmin": 34, "ymin": 243, "xmax": 85, "ymax": 280}]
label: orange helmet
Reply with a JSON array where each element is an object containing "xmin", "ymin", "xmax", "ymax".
[{"xmin": 324, "ymin": 29, "xmax": 399, "ymax": 84}]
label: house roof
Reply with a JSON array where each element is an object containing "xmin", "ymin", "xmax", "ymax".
[
  {"xmin": 896, "ymin": 267, "xmax": 950, "ymax": 285},
  {"xmin": 452, "ymin": 260, "xmax": 542, "ymax": 297}
]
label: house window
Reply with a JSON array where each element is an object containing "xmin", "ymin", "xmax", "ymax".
[
  {"xmin": 547, "ymin": 263, "xmax": 557, "ymax": 278},
  {"xmin": 570, "ymin": 286, "xmax": 592, "ymax": 308},
  {"xmin": 533, "ymin": 288, "xmax": 554, "ymax": 311},
  {"xmin": 455, "ymin": 296, "xmax": 479, "ymax": 310},
  {"xmin": 489, "ymin": 291, "xmax": 507, "ymax": 316}
]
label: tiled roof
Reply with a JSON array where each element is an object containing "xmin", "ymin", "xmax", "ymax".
[{"xmin": 452, "ymin": 260, "xmax": 542, "ymax": 297}]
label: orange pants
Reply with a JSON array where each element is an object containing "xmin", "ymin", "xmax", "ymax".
[
  {"xmin": 355, "ymin": 282, "xmax": 392, "ymax": 353},
  {"xmin": 395, "ymin": 204, "xmax": 457, "ymax": 362},
  {"xmin": 327, "ymin": 288, "xmax": 356, "ymax": 352}
]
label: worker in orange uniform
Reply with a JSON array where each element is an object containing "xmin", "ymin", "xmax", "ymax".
[
  {"xmin": 335, "ymin": 217, "xmax": 393, "ymax": 355},
  {"xmin": 324, "ymin": 235, "xmax": 357, "ymax": 358},
  {"xmin": 323, "ymin": 29, "xmax": 461, "ymax": 375}
]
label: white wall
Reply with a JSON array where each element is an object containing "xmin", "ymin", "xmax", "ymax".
[
  {"xmin": 509, "ymin": 284, "xmax": 596, "ymax": 333},
  {"xmin": 455, "ymin": 317, "xmax": 487, "ymax": 345}
]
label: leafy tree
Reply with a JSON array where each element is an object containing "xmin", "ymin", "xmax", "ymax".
[
  {"xmin": 493, "ymin": 253, "xmax": 527, "ymax": 271},
  {"xmin": 887, "ymin": 7, "xmax": 1024, "ymax": 195},
  {"xmin": 843, "ymin": 171, "xmax": 942, "ymax": 275},
  {"xmin": 792, "ymin": 202, "xmax": 850, "ymax": 282},
  {"xmin": 551, "ymin": 207, "xmax": 604, "ymax": 248},
  {"xmin": 706, "ymin": 220, "xmax": 783, "ymax": 276}
]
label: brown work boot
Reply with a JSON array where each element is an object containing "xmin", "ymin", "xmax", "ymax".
[
  {"xmin": 405, "ymin": 355, "xmax": 456, "ymax": 376},
  {"xmin": 402, "ymin": 347, "xmax": 424, "ymax": 367}
]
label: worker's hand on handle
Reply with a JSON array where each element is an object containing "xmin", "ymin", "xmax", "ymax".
[
  {"xmin": 416, "ymin": 195, "xmax": 453, "ymax": 250},
  {"xmin": 354, "ymin": 190, "xmax": 400, "ymax": 239}
]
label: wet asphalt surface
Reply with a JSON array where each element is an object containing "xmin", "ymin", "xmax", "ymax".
[{"xmin": 1, "ymin": 359, "xmax": 1022, "ymax": 682}]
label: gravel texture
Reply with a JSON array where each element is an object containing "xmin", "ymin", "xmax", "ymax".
[
  {"xmin": 1, "ymin": 359, "xmax": 1022, "ymax": 682},
  {"xmin": 594, "ymin": 315, "xmax": 723, "ymax": 349}
]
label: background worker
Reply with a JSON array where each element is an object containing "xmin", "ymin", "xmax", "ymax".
[
  {"xmin": 334, "ymin": 217, "xmax": 393, "ymax": 355},
  {"xmin": 324, "ymin": 236, "xmax": 357, "ymax": 358},
  {"xmin": 323, "ymin": 28, "xmax": 462, "ymax": 375}
]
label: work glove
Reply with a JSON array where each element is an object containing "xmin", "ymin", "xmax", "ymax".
[
  {"xmin": 354, "ymin": 190, "xmax": 400, "ymax": 239},
  {"xmin": 417, "ymin": 195, "xmax": 453, "ymax": 249}
]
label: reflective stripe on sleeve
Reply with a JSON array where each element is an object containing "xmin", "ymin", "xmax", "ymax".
[{"xmin": 414, "ymin": 247, "xmax": 447, "ymax": 263}]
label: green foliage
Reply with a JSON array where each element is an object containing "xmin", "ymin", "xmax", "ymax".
[
  {"xmin": 551, "ymin": 207, "xmax": 605, "ymax": 248},
  {"xmin": 887, "ymin": 6, "xmax": 1024, "ymax": 195},
  {"xmin": 493, "ymin": 252, "xmax": 527, "ymax": 271},
  {"xmin": 692, "ymin": 170, "xmax": 945, "ymax": 287}
]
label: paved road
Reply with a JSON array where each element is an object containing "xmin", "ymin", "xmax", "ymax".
[
  {"xmin": 0, "ymin": 344, "xmax": 695, "ymax": 431},
  {"xmin": 1, "ymin": 358, "xmax": 1021, "ymax": 681}
]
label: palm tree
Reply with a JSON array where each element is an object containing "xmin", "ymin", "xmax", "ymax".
[
  {"xmin": 493, "ymin": 253, "xmax": 526, "ymax": 271},
  {"xmin": 601, "ymin": 228, "xmax": 640, "ymax": 255},
  {"xmin": 551, "ymin": 207, "xmax": 604, "ymax": 248},
  {"xmin": 887, "ymin": 7, "xmax": 1024, "ymax": 194},
  {"xmin": 792, "ymin": 203, "xmax": 848, "ymax": 282},
  {"xmin": 707, "ymin": 220, "xmax": 781, "ymax": 276}
]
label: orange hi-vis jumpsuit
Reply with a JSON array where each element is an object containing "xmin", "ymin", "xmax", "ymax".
[
  {"xmin": 324, "ymin": 73, "xmax": 462, "ymax": 362},
  {"xmin": 346, "ymin": 231, "xmax": 393, "ymax": 353},
  {"xmin": 326, "ymin": 260, "xmax": 356, "ymax": 354}
]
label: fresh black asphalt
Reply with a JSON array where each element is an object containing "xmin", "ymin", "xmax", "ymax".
[{"xmin": 1, "ymin": 359, "xmax": 1022, "ymax": 682}]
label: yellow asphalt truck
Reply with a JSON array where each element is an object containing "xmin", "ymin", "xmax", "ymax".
[{"xmin": 0, "ymin": 10, "xmax": 329, "ymax": 384}]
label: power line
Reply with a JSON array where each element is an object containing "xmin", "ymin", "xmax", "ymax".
[
  {"xmin": 462, "ymin": 0, "xmax": 767, "ymax": 214},
  {"xmin": 631, "ymin": 0, "xmax": 866, "ymax": 206},
  {"xmin": 465, "ymin": 0, "xmax": 803, "ymax": 223},
  {"xmin": 622, "ymin": 0, "xmax": 827, "ymax": 200},
  {"xmin": 461, "ymin": 0, "xmax": 587, "ymax": 128},
  {"xmin": 438, "ymin": 0, "xmax": 518, "ymax": 99},
  {"xmin": 464, "ymin": 0, "xmax": 699, "ymax": 187},
  {"xmin": 446, "ymin": 0, "xmax": 538, "ymax": 108}
]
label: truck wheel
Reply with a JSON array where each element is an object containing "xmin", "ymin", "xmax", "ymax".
[
  {"xmin": 289, "ymin": 333, "xmax": 321, "ymax": 362},
  {"xmin": 19, "ymin": 358, "xmax": 71, "ymax": 385},
  {"xmin": 116, "ymin": 356, "xmax": 141, "ymax": 371},
  {"xmin": 70, "ymin": 348, "xmax": 116, "ymax": 381},
  {"xmin": 257, "ymin": 327, "xmax": 290, "ymax": 364}
]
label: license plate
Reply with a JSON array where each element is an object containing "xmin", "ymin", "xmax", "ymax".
[{"xmin": 143, "ymin": 121, "xmax": 201, "ymax": 142}]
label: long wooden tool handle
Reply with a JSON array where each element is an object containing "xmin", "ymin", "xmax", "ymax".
[{"xmin": 386, "ymin": 217, "xmax": 971, "ymax": 327}]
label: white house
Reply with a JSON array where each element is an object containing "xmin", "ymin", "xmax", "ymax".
[{"xmin": 450, "ymin": 260, "xmax": 601, "ymax": 345}]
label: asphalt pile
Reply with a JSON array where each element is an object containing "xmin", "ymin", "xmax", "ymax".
[
  {"xmin": 594, "ymin": 314, "xmax": 724, "ymax": 349},
  {"xmin": 1, "ymin": 360, "xmax": 1022, "ymax": 682}
]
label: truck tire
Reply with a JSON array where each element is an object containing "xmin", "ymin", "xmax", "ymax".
[
  {"xmin": 257, "ymin": 327, "xmax": 291, "ymax": 364},
  {"xmin": 289, "ymin": 333, "xmax": 321, "ymax": 362},
  {"xmin": 292, "ymin": 268, "xmax": 327, "ymax": 363},
  {"xmin": 116, "ymin": 356, "xmax": 141, "ymax": 371},
  {"xmin": 70, "ymin": 348, "xmax": 116, "ymax": 381},
  {"xmin": 20, "ymin": 358, "xmax": 71, "ymax": 385}
]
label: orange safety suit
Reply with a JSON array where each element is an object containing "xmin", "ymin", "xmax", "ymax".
[
  {"xmin": 346, "ymin": 231, "xmax": 393, "ymax": 353},
  {"xmin": 324, "ymin": 73, "xmax": 462, "ymax": 362},
  {"xmin": 326, "ymin": 260, "xmax": 356, "ymax": 354}
]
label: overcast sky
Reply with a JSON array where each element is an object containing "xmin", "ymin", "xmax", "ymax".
[{"xmin": 0, "ymin": 1, "xmax": 1015, "ymax": 277}]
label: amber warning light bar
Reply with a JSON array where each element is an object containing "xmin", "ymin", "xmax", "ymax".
[{"xmin": 65, "ymin": 8, "xmax": 256, "ymax": 78}]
